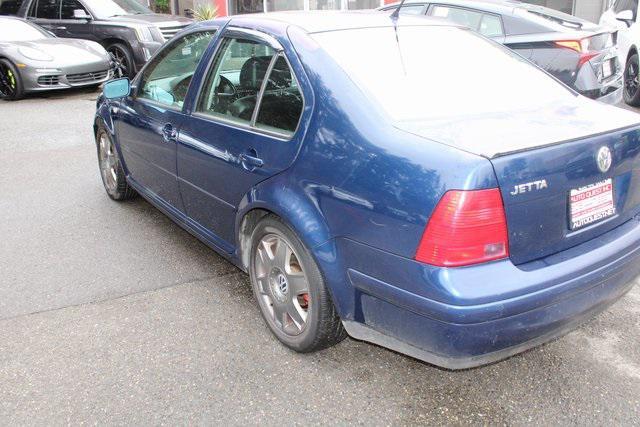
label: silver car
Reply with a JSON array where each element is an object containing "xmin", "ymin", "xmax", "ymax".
[{"xmin": 0, "ymin": 16, "xmax": 111, "ymax": 100}]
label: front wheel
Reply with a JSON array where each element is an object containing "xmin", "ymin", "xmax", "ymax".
[
  {"xmin": 624, "ymin": 53, "xmax": 640, "ymax": 106},
  {"xmin": 107, "ymin": 43, "xmax": 135, "ymax": 79},
  {"xmin": 249, "ymin": 215, "xmax": 347, "ymax": 353},
  {"xmin": 96, "ymin": 126, "xmax": 136, "ymax": 201},
  {"xmin": 0, "ymin": 59, "xmax": 24, "ymax": 100}
]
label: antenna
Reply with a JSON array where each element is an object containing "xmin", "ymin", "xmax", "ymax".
[{"xmin": 390, "ymin": 0, "xmax": 408, "ymax": 20}]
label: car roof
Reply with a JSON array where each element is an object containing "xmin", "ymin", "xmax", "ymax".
[{"xmin": 221, "ymin": 11, "xmax": 457, "ymax": 34}]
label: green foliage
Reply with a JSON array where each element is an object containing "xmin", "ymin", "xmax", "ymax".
[
  {"xmin": 155, "ymin": 0, "xmax": 170, "ymax": 14},
  {"xmin": 191, "ymin": 3, "xmax": 218, "ymax": 21}
]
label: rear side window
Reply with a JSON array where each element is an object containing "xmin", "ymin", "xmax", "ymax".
[
  {"xmin": 391, "ymin": 4, "xmax": 426, "ymax": 15},
  {"xmin": 431, "ymin": 5, "xmax": 482, "ymax": 29},
  {"xmin": 429, "ymin": 5, "xmax": 503, "ymax": 37},
  {"xmin": 138, "ymin": 31, "xmax": 215, "ymax": 109},
  {"xmin": 34, "ymin": 0, "xmax": 61, "ymax": 18},
  {"xmin": 254, "ymin": 55, "xmax": 303, "ymax": 135},
  {"xmin": 197, "ymin": 36, "xmax": 304, "ymax": 138}
]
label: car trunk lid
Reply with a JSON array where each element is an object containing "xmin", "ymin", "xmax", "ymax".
[
  {"xmin": 491, "ymin": 124, "xmax": 640, "ymax": 265},
  {"xmin": 397, "ymin": 99, "xmax": 640, "ymax": 265}
]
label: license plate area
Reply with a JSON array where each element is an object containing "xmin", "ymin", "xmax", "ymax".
[
  {"xmin": 569, "ymin": 178, "xmax": 616, "ymax": 230},
  {"xmin": 602, "ymin": 59, "xmax": 614, "ymax": 80}
]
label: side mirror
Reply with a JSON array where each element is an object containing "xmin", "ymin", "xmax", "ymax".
[
  {"xmin": 73, "ymin": 9, "xmax": 91, "ymax": 20},
  {"xmin": 104, "ymin": 78, "xmax": 131, "ymax": 99},
  {"xmin": 615, "ymin": 9, "xmax": 634, "ymax": 27}
]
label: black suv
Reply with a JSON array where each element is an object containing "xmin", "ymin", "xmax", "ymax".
[{"xmin": 7, "ymin": 0, "xmax": 192, "ymax": 77}]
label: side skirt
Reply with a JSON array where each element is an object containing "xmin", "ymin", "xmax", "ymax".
[{"xmin": 126, "ymin": 176, "xmax": 242, "ymax": 269}]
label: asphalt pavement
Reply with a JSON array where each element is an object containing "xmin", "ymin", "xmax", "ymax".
[{"xmin": 0, "ymin": 88, "xmax": 639, "ymax": 425}]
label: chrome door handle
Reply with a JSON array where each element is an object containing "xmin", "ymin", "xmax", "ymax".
[
  {"xmin": 162, "ymin": 123, "xmax": 177, "ymax": 143},
  {"xmin": 239, "ymin": 151, "xmax": 264, "ymax": 170}
]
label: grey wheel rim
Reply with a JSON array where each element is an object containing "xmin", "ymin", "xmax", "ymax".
[
  {"xmin": 98, "ymin": 133, "xmax": 118, "ymax": 193},
  {"xmin": 108, "ymin": 47, "xmax": 129, "ymax": 78},
  {"xmin": 254, "ymin": 233, "xmax": 310, "ymax": 336}
]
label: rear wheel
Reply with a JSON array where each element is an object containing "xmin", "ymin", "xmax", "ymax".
[
  {"xmin": 107, "ymin": 43, "xmax": 135, "ymax": 79},
  {"xmin": 96, "ymin": 126, "xmax": 136, "ymax": 201},
  {"xmin": 0, "ymin": 59, "xmax": 24, "ymax": 100},
  {"xmin": 249, "ymin": 215, "xmax": 346, "ymax": 352},
  {"xmin": 624, "ymin": 53, "xmax": 640, "ymax": 106}
]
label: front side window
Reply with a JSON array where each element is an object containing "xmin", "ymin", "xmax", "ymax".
[
  {"xmin": 138, "ymin": 31, "xmax": 215, "ymax": 108},
  {"xmin": 197, "ymin": 36, "xmax": 303, "ymax": 137},
  {"xmin": 35, "ymin": 0, "xmax": 61, "ymax": 18},
  {"xmin": 60, "ymin": 0, "xmax": 89, "ymax": 19}
]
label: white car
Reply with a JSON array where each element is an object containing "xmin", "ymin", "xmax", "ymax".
[{"xmin": 600, "ymin": 0, "xmax": 640, "ymax": 105}]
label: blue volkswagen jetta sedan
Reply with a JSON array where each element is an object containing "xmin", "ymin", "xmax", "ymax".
[{"xmin": 94, "ymin": 12, "xmax": 640, "ymax": 369}]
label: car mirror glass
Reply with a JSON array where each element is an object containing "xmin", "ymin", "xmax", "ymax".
[
  {"xmin": 104, "ymin": 78, "xmax": 131, "ymax": 99},
  {"xmin": 73, "ymin": 9, "xmax": 91, "ymax": 20}
]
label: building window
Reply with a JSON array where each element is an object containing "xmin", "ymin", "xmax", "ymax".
[
  {"xmin": 309, "ymin": 0, "xmax": 341, "ymax": 10},
  {"xmin": 265, "ymin": 0, "xmax": 304, "ymax": 11}
]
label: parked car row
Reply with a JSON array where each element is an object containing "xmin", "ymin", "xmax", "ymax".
[
  {"xmin": 379, "ymin": 0, "xmax": 623, "ymax": 104},
  {"xmin": 94, "ymin": 12, "xmax": 640, "ymax": 369},
  {"xmin": 0, "ymin": 0, "xmax": 191, "ymax": 99}
]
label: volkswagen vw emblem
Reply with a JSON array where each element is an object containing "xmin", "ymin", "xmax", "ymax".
[{"xmin": 596, "ymin": 146, "xmax": 612, "ymax": 173}]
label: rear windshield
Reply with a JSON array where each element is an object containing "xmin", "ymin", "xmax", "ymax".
[{"xmin": 312, "ymin": 25, "xmax": 575, "ymax": 122}]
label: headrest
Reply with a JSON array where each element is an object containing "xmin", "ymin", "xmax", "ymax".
[{"xmin": 239, "ymin": 56, "xmax": 273, "ymax": 90}]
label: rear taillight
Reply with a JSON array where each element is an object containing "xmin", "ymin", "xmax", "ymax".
[
  {"xmin": 554, "ymin": 39, "xmax": 599, "ymax": 67},
  {"xmin": 415, "ymin": 189, "xmax": 509, "ymax": 267}
]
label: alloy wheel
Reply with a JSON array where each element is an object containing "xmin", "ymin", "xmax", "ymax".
[
  {"xmin": 98, "ymin": 133, "xmax": 118, "ymax": 193},
  {"xmin": 108, "ymin": 47, "xmax": 129, "ymax": 79},
  {"xmin": 625, "ymin": 58, "xmax": 639, "ymax": 99},
  {"xmin": 254, "ymin": 234, "xmax": 311, "ymax": 336},
  {"xmin": 0, "ymin": 63, "xmax": 17, "ymax": 99}
]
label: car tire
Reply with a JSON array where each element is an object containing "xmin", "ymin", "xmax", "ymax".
[
  {"xmin": 249, "ymin": 215, "xmax": 347, "ymax": 353},
  {"xmin": 624, "ymin": 53, "xmax": 640, "ymax": 106},
  {"xmin": 0, "ymin": 59, "xmax": 24, "ymax": 100},
  {"xmin": 96, "ymin": 125, "xmax": 137, "ymax": 201},
  {"xmin": 107, "ymin": 43, "xmax": 135, "ymax": 79}
]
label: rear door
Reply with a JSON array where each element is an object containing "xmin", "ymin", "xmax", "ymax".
[
  {"xmin": 177, "ymin": 28, "xmax": 307, "ymax": 247},
  {"xmin": 491, "ymin": 126, "xmax": 640, "ymax": 265}
]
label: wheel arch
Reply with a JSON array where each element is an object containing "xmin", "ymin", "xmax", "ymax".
[
  {"xmin": 235, "ymin": 188, "xmax": 351, "ymax": 319},
  {"xmin": 235, "ymin": 185, "xmax": 333, "ymax": 272}
]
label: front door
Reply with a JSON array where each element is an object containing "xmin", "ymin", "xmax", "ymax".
[
  {"xmin": 177, "ymin": 30, "xmax": 306, "ymax": 246},
  {"xmin": 57, "ymin": 0, "xmax": 95, "ymax": 41},
  {"xmin": 116, "ymin": 30, "xmax": 216, "ymax": 211}
]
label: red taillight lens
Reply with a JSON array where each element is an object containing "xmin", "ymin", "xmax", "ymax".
[
  {"xmin": 554, "ymin": 39, "xmax": 599, "ymax": 67},
  {"xmin": 415, "ymin": 189, "xmax": 509, "ymax": 267}
]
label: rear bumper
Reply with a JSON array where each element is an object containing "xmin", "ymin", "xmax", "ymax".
[{"xmin": 339, "ymin": 216, "xmax": 640, "ymax": 369}]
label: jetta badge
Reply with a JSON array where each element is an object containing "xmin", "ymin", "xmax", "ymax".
[{"xmin": 597, "ymin": 146, "xmax": 612, "ymax": 173}]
